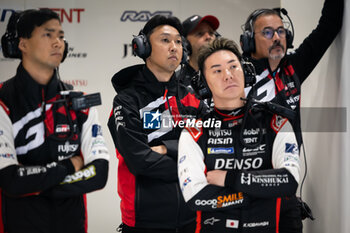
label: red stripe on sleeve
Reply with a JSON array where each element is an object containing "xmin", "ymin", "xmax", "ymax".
[{"xmin": 276, "ymin": 197, "xmax": 282, "ymax": 233}]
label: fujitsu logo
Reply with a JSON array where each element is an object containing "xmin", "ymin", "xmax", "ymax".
[{"xmin": 58, "ymin": 141, "xmax": 79, "ymax": 154}]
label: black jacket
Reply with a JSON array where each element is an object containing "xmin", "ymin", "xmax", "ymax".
[
  {"xmin": 108, "ymin": 64, "xmax": 207, "ymax": 229},
  {"xmin": 0, "ymin": 64, "xmax": 110, "ymax": 233},
  {"xmin": 178, "ymin": 107, "xmax": 301, "ymax": 233},
  {"xmin": 245, "ymin": 0, "xmax": 343, "ymax": 146}
]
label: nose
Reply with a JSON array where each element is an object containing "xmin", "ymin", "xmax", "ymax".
[
  {"xmin": 170, "ymin": 41, "xmax": 177, "ymax": 52},
  {"xmin": 224, "ymin": 68, "xmax": 233, "ymax": 81},
  {"xmin": 272, "ymin": 30, "xmax": 281, "ymax": 41},
  {"xmin": 204, "ymin": 32, "xmax": 214, "ymax": 41},
  {"xmin": 53, "ymin": 37, "xmax": 63, "ymax": 49}
]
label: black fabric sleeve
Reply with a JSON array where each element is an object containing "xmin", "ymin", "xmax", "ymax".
[
  {"xmin": 291, "ymin": 0, "xmax": 344, "ymax": 84},
  {"xmin": 45, "ymin": 159, "xmax": 109, "ymax": 198},
  {"xmin": 161, "ymin": 140, "xmax": 178, "ymax": 160},
  {"xmin": 0, "ymin": 163, "xmax": 70, "ymax": 196},
  {"xmin": 108, "ymin": 94, "xmax": 178, "ymax": 182},
  {"xmin": 225, "ymin": 168, "xmax": 298, "ymax": 198}
]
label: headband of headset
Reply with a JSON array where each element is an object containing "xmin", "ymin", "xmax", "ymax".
[
  {"xmin": 240, "ymin": 8, "xmax": 294, "ymax": 54},
  {"xmin": 1, "ymin": 10, "xmax": 68, "ymax": 62}
]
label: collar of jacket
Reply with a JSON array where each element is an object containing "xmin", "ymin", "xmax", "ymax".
[
  {"xmin": 111, "ymin": 64, "xmax": 178, "ymax": 96},
  {"xmin": 213, "ymin": 105, "xmax": 246, "ymax": 122},
  {"xmin": 244, "ymin": 55, "xmax": 289, "ymax": 75},
  {"xmin": 15, "ymin": 63, "xmax": 60, "ymax": 103}
]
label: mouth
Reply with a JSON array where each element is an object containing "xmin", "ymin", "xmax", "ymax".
[
  {"xmin": 51, "ymin": 52, "xmax": 63, "ymax": 57},
  {"xmin": 269, "ymin": 43, "xmax": 284, "ymax": 53},
  {"xmin": 168, "ymin": 56, "xmax": 178, "ymax": 61},
  {"xmin": 224, "ymin": 84, "xmax": 238, "ymax": 90}
]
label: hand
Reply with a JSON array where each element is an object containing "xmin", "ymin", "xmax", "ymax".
[
  {"xmin": 206, "ymin": 170, "xmax": 227, "ymax": 187},
  {"xmin": 70, "ymin": 156, "xmax": 84, "ymax": 172},
  {"xmin": 151, "ymin": 145, "xmax": 167, "ymax": 155}
]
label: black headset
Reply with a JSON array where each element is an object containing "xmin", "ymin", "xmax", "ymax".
[
  {"xmin": 191, "ymin": 59, "xmax": 256, "ymax": 100},
  {"xmin": 1, "ymin": 11, "xmax": 68, "ymax": 62},
  {"xmin": 240, "ymin": 8, "xmax": 294, "ymax": 54},
  {"xmin": 132, "ymin": 29, "xmax": 188, "ymax": 64}
]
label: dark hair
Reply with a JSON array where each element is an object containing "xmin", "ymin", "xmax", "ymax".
[
  {"xmin": 243, "ymin": 8, "xmax": 280, "ymax": 32},
  {"xmin": 142, "ymin": 14, "xmax": 183, "ymax": 37},
  {"xmin": 17, "ymin": 8, "xmax": 61, "ymax": 39},
  {"xmin": 198, "ymin": 37, "xmax": 242, "ymax": 73}
]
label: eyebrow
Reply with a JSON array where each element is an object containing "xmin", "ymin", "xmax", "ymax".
[
  {"xmin": 160, "ymin": 32, "xmax": 181, "ymax": 37},
  {"xmin": 44, "ymin": 28, "xmax": 64, "ymax": 34},
  {"xmin": 209, "ymin": 59, "xmax": 236, "ymax": 69}
]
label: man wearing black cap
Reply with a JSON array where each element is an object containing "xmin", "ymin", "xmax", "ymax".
[{"xmin": 179, "ymin": 15, "xmax": 220, "ymax": 87}]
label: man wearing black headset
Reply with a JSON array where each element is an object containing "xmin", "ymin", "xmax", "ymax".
[
  {"xmin": 107, "ymin": 15, "xmax": 207, "ymax": 233},
  {"xmin": 239, "ymin": 0, "xmax": 343, "ymax": 231},
  {"xmin": 240, "ymin": 0, "xmax": 343, "ymax": 147},
  {"xmin": 0, "ymin": 9, "xmax": 110, "ymax": 233},
  {"xmin": 178, "ymin": 15, "xmax": 220, "ymax": 88},
  {"xmin": 178, "ymin": 37, "xmax": 301, "ymax": 233}
]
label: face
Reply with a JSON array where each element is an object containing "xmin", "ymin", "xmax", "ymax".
[
  {"xmin": 204, "ymin": 50, "xmax": 245, "ymax": 106},
  {"xmin": 187, "ymin": 22, "xmax": 216, "ymax": 57},
  {"xmin": 146, "ymin": 25, "xmax": 183, "ymax": 76},
  {"xmin": 19, "ymin": 19, "xmax": 65, "ymax": 69},
  {"xmin": 252, "ymin": 14, "xmax": 287, "ymax": 60}
]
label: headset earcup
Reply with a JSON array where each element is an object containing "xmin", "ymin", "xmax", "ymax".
[
  {"xmin": 1, "ymin": 11, "xmax": 22, "ymax": 59},
  {"xmin": 61, "ymin": 40, "xmax": 69, "ymax": 63},
  {"xmin": 286, "ymin": 29, "xmax": 294, "ymax": 49},
  {"xmin": 240, "ymin": 31, "xmax": 255, "ymax": 54},
  {"xmin": 184, "ymin": 38, "xmax": 192, "ymax": 56},
  {"xmin": 191, "ymin": 72, "xmax": 212, "ymax": 100},
  {"xmin": 242, "ymin": 60, "xmax": 256, "ymax": 87},
  {"xmin": 181, "ymin": 37, "xmax": 189, "ymax": 64},
  {"xmin": 1, "ymin": 33, "xmax": 21, "ymax": 58},
  {"xmin": 132, "ymin": 34, "xmax": 151, "ymax": 60}
]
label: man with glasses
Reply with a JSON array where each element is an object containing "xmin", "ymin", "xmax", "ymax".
[
  {"xmin": 239, "ymin": 0, "xmax": 343, "ymax": 232},
  {"xmin": 240, "ymin": 0, "xmax": 343, "ymax": 147}
]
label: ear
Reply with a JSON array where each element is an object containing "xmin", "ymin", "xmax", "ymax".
[{"xmin": 18, "ymin": 38, "xmax": 27, "ymax": 53}]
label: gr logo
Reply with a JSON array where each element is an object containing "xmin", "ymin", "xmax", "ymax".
[
  {"xmin": 121, "ymin": 10, "xmax": 172, "ymax": 22},
  {"xmin": 143, "ymin": 110, "xmax": 162, "ymax": 129}
]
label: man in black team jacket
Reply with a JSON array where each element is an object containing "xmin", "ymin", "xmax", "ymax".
[
  {"xmin": 0, "ymin": 9, "xmax": 109, "ymax": 233},
  {"xmin": 178, "ymin": 37, "xmax": 301, "ymax": 233},
  {"xmin": 240, "ymin": 0, "xmax": 343, "ymax": 147},
  {"xmin": 108, "ymin": 15, "xmax": 207, "ymax": 233},
  {"xmin": 239, "ymin": 0, "xmax": 343, "ymax": 230}
]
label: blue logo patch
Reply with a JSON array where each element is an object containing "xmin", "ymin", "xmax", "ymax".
[
  {"xmin": 183, "ymin": 177, "xmax": 191, "ymax": 187},
  {"xmin": 179, "ymin": 155, "xmax": 186, "ymax": 164},
  {"xmin": 285, "ymin": 143, "xmax": 298, "ymax": 155},
  {"xmin": 0, "ymin": 153, "xmax": 14, "ymax": 159},
  {"xmin": 92, "ymin": 124, "xmax": 102, "ymax": 137},
  {"xmin": 143, "ymin": 110, "xmax": 161, "ymax": 129},
  {"xmin": 207, "ymin": 147, "xmax": 234, "ymax": 154}
]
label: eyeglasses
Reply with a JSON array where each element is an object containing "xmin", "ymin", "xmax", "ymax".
[{"xmin": 257, "ymin": 27, "xmax": 286, "ymax": 39}]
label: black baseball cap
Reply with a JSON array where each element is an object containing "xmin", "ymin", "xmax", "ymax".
[{"xmin": 182, "ymin": 15, "xmax": 220, "ymax": 37}]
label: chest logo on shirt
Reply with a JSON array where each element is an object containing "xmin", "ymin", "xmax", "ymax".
[
  {"xmin": 207, "ymin": 147, "xmax": 234, "ymax": 155},
  {"xmin": 58, "ymin": 141, "xmax": 79, "ymax": 154}
]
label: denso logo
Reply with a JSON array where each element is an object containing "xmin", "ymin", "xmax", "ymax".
[
  {"xmin": 120, "ymin": 10, "xmax": 172, "ymax": 22},
  {"xmin": 214, "ymin": 157, "xmax": 263, "ymax": 170}
]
